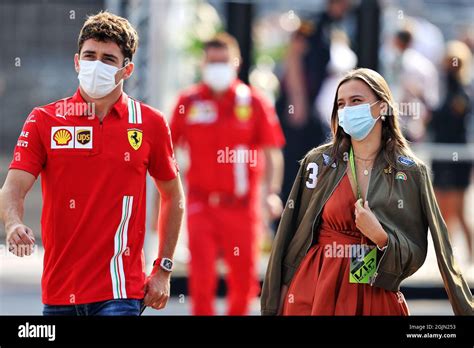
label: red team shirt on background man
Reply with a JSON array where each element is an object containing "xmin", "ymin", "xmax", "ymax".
[
  {"xmin": 171, "ymin": 80, "xmax": 285, "ymax": 200},
  {"xmin": 10, "ymin": 89, "xmax": 178, "ymax": 305},
  {"xmin": 170, "ymin": 79, "xmax": 285, "ymax": 315}
]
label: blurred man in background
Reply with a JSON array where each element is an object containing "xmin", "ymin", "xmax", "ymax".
[
  {"xmin": 429, "ymin": 40, "xmax": 473, "ymax": 262},
  {"xmin": 387, "ymin": 28, "xmax": 439, "ymax": 142},
  {"xmin": 276, "ymin": 0, "xmax": 354, "ymax": 203},
  {"xmin": 170, "ymin": 33, "xmax": 285, "ymax": 315}
]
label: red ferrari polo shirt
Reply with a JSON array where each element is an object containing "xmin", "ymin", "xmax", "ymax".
[
  {"xmin": 9, "ymin": 89, "xmax": 179, "ymax": 305},
  {"xmin": 170, "ymin": 80, "xmax": 285, "ymax": 199}
]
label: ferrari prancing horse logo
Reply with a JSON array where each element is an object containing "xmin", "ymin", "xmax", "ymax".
[{"xmin": 127, "ymin": 128, "xmax": 143, "ymax": 150}]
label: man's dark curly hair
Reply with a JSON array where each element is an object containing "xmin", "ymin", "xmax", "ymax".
[{"xmin": 78, "ymin": 11, "xmax": 139, "ymax": 61}]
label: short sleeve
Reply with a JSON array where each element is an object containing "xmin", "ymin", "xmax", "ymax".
[
  {"xmin": 148, "ymin": 112, "xmax": 179, "ymax": 181},
  {"xmin": 9, "ymin": 110, "xmax": 47, "ymax": 178},
  {"xmin": 253, "ymin": 92, "xmax": 286, "ymax": 148}
]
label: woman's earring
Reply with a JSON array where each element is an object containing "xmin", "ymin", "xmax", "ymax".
[{"xmin": 381, "ymin": 115, "xmax": 386, "ymax": 121}]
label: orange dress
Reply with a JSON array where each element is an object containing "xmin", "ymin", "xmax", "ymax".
[{"xmin": 282, "ymin": 173, "xmax": 409, "ymax": 315}]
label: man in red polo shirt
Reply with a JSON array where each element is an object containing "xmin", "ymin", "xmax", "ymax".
[
  {"xmin": 0, "ymin": 12, "xmax": 184, "ymax": 315},
  {"xmin": 170, "ymin": 33, "xmax": 285, "ymax": 315}
]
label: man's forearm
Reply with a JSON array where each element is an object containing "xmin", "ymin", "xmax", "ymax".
[
  {"xmin": 156, "ymin": 189, "xmax": 184, "ymax": 260},
  {"xmin": 1, "ymin": 170, "xmax": 36, "ymax": 229},
  {"xmin": 264, "ymin": 148, "xmax": 284, "ymax": 194},
  {"xmin": 0, "ymin": 171, "xmax": 36, "ymax": 257},
  {"xmin": 0, "ymin": 186, "xmax": 25, "ymax": 229}
]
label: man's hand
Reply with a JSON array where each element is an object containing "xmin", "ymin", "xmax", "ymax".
[
  {"xmin": 6, "ymin": 223, "xmax": 35, "ymax": 257},
  {"xmin": 265, "ymin": 193, "xmax": 284, "ymax": 220},
  {"xmin": 1, "ymin": 169, "xmax": 37, "ymax": 257},
  {"xmin": 143, "ymin": 268, "xmax": 171, "ymax": 310},
  {"xmin": 262, "ymin": 148, "xmax": 284, "ymax": 220},
  {"xmin": 145, "ymin": 176, "xmax": 184, "ymax": 311}
]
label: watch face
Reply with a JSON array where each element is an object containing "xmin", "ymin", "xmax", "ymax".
[{"xmin": 161, "ymin": 258, "xmax": 173, "ymax": 271}]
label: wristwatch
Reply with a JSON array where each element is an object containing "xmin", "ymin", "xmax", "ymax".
[{"xmin": 153, "ymin": 257, "xmax": 173, "ymax": 272}]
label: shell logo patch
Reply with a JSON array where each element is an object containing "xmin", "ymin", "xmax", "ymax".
[
  {"xmin": 51, "ymin": 127, "xmax": 74, "ymax": 149},
  {"xmin": 54, "ymin": 129, "xmax": 72, "ymax": 146},
  {"xmin": 128, "ymin": 128, "xmax": 143, "ymax": 150},
  {"xmin": 395, "ymin": 171, "xmax": 407, "ymax": 181}
]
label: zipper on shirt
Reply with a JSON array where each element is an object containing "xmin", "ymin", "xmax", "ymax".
[{"xmin": 94, "ymin": 116, "xmax": 105, "ymax": 155}]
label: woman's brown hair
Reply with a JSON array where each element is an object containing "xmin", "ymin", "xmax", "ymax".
[{"xmin": 327, "ymin": 68, "xmax": 418, "ymax": 170}]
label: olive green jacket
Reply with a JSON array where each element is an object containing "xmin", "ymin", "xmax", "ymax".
[{"xmin": 261, "ymin": 144, "xmax": 473, "ymax": 315}]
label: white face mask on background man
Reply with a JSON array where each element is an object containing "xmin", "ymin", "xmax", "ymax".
[
  {"xmin": 78, "ymin": 59, "xmax": 128, "ymax": 99},
  {"xmin": 202, "ymin": 63, "xmax": 236, "ymax": 92}
]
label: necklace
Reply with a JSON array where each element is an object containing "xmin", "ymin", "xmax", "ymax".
[
  {"xmin": 355, "ymin": 158, "xmax": 373, "ymax": 176},
  {"xmin": 354, "ymin": 153, "xmax": 376, "ymax": 176}
]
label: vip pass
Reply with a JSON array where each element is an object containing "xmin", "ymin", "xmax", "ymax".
[{"xmin": 350, "ymin": 245, "xmax": 377, "ymax": 284}]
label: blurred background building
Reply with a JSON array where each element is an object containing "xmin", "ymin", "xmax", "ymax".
[{"xmin": 0, "ymin": 0, "xmax": 473, "ymax": 315}]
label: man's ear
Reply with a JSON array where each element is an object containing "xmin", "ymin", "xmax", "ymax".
[
  {"xmin": 232, "ymin": 57, "xmax": 241, "ymax": 68},
  {"xmin": 122, "ymin": 62, "xmax": 135, "ymax": 80},
  {"xmin": 74, "ymin": 53, "xmax": 80, "ymax": 73},
  {"xmin": 231, "ymin": 56, "xmax": 241, "ymax": 74}
]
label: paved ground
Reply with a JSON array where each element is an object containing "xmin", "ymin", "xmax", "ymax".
[
  {"xmin": 0, "ymin": 230, "xmax": 466, "ymax": 315},
  {"xmin": 0, "ymin": 281, "xmax": 455, "ymax": 315}
]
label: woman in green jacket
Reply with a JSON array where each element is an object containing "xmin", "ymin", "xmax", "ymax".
[{"xmin": 261, "ymin": 68, "xmax": 472, "ymax": 315}]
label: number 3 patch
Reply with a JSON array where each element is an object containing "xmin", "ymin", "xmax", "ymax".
[{"xmin": 305, "ymin": 162, "xmax": 318, "ymax": 189}]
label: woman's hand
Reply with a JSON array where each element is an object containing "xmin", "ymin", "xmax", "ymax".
[{"xmin": 354, "ymin": 199, "xmax": 388, "ymax": 248}]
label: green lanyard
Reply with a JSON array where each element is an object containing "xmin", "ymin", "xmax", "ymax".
[
  {"xmin": 349, "ymin": 146, "xmax": 368, "ymax": 245},
  {"xmin": 348, "ymin": 147, "xmax": 376, "ymax": 284},
  {"xmin": 349, "ymin": 146, "xmax": 362, "ymax": 201}
]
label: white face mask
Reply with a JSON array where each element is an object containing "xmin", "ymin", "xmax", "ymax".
[
  {"xmin": 78, "ymin": 60, "xmax": 127, "ymax": 99},
  {"xmin": 202, "ymin": 63, "xmax": 236, "ymax": 92}
]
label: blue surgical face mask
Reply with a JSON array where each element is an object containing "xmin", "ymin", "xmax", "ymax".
[{"xmin": 338, "ymin": 101, "xmax": 380, "ymax": 140}]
